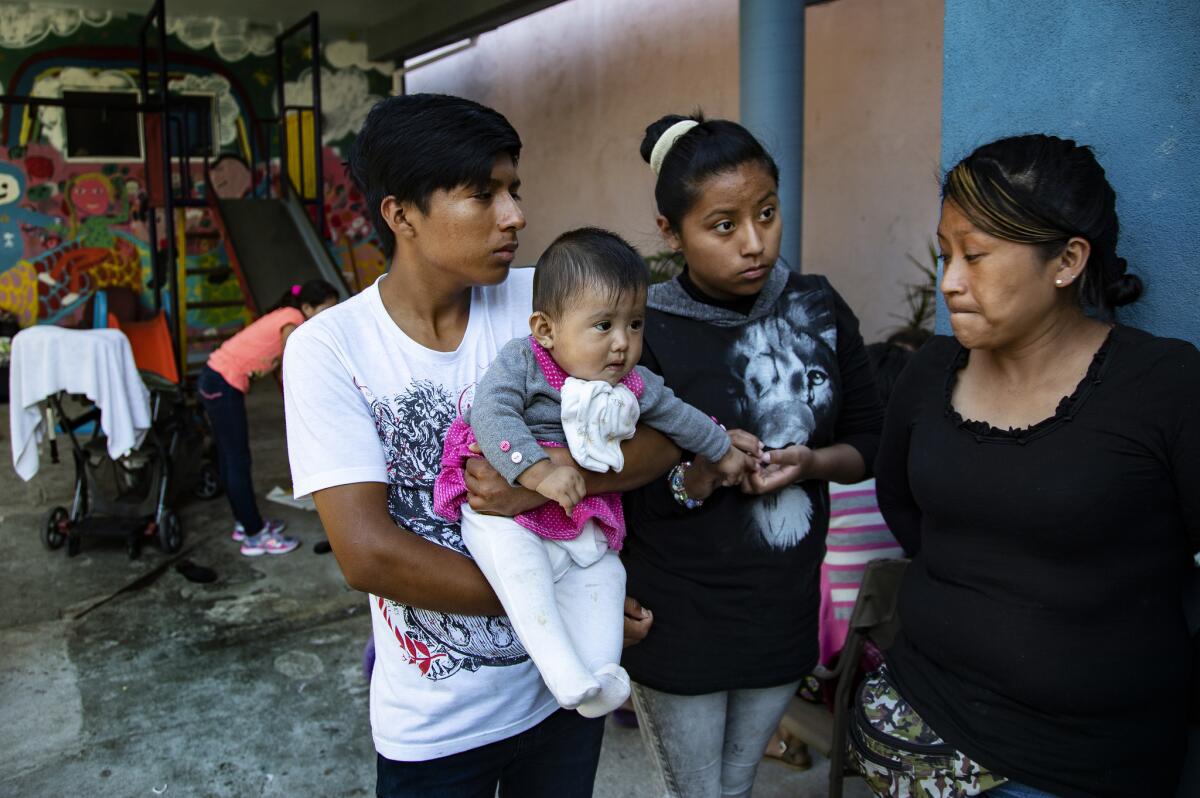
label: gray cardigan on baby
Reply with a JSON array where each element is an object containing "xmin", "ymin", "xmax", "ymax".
[{"xmin": 466, "ymin": 336, "xmax": 731, "ymax": 485}]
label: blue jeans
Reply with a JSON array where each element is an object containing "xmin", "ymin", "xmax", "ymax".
[
  {"xmin": 986, "ymin": 781, "xmax": 1061, "ymax": 798},
  {"xmin": 375, "ymin": 709, "xmax": 605, "ymax": 797},
  {"xmin": 198, "ymin": 366, "xmax": 263, "ymax": 533},
  {"xmin": 632, "ymin": 679, "xmax": 801, "ymax": 798}
]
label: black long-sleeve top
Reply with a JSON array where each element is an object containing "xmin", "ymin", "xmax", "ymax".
[
  {"xmin": 878, "ymin": 328, "xmax": 1200, "ymax": 798},
  {"xmin": 621, "ymin": 268, "xmax": 884, "ymax": 694}
]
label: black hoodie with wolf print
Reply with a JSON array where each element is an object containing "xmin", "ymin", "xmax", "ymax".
[{"xmin": 621, "ymin": 265, "xmax": 883, "ymax": 694}]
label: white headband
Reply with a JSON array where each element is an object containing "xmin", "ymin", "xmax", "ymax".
[{"xmin": 649, "ymin": 119, "xmax": 699, "ymax": 176}]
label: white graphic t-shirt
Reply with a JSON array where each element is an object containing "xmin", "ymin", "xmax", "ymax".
[{"xmin": 283, "ymin": 269, "xmax": 557, "ymax": 761}]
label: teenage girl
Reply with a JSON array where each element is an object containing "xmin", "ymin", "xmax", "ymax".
[{"xmin": 621, "ymin": 114, "xmax": 884, "ymax": 797}]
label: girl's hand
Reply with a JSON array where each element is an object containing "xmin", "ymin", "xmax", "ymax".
[
  {"xmin": 763, "ymin": 444, "xmax": 815, "ymax": 472},
  {"xmin": 740, "ymin": 445, "xmax": 814, "ymax": 495},
  {"xmin": 623, "ymin": 596, "xmax": 653, "ymax": 648},
  {"xmin": 684, "ymin": 429, "xmax": 769, "ymax": 501}
]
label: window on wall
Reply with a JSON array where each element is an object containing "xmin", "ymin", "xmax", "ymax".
[
  {"xmin": 63, "ymin": 90, "xmax": 142, "ymax": 161},
  {"xmin": 167, "ymin": 93, "xmax": 217, "ymax": 159}
]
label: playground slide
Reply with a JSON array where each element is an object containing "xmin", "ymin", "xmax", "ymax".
[{"xmin": 210, "ymin": 190, "xmax": 350, "ymax": 314}]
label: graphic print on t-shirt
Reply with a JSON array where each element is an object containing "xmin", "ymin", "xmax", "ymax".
[
  {"xmin": 729, "ymin": 287, "xmax": 837, "ymax": 550},
  {"xmin": 356, "ymin": 377, "xmax": 529, "ymax": 679}
]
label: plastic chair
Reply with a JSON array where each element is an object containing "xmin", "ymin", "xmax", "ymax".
[
  {"xmin": 107, "ymin": 310, "xmax": 180, "ymax": 385},
  {"xmin": 778, "ymin": 557, "xmax": 910, "ymax": 798}
]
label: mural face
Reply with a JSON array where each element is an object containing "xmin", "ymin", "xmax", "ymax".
[
  {"xmin": 69, "ymin": 174, "xmax": 113, "ymax": 216},
  {"xmin": 0, "ymin": 173, "xmax": 20, "ymax": 203},
  {"xmin": 208, "ymin": 155, "xmax": 251, "ymax": 199}
]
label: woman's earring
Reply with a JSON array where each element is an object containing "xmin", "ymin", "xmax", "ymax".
[{"xmin": 1055, "ymin": 278, "xmax": 1065, "ymax": 286}]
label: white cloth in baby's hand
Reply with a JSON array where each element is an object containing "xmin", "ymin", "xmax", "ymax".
[{"xmin": 560, "ymin": 377, "xmax": 640, "ymax": 474}]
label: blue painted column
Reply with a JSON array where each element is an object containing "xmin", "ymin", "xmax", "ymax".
[{"xmin": 740, "ymin": 0, "xmax": 805, "ymax": 271}]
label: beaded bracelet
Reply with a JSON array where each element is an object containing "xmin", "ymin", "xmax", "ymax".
[{"xmin": 668, "ymin": 461, "xmax": 703, "ymax": 510}]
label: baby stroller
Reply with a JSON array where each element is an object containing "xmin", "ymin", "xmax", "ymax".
[{"xmin": 12, "ymin": 303, "xmax": 218, "ymax": 559}]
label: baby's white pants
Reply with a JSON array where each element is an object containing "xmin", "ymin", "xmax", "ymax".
[{"xmin": 460, "ymin": 505, "xmax": 630, "ymax": 717}]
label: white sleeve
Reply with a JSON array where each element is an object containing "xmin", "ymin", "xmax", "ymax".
[{"xmin": 283, "ymin": 327, "xmax": 387, "ymax": 498}]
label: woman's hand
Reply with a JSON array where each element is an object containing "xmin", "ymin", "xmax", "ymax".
[
  {"xmin": 740, "ymin": 444, "xmax": 814, "ymax": 495},
  {"xmin": 623, "ymin": 596, "xmax": 653, "ymax": 648}
]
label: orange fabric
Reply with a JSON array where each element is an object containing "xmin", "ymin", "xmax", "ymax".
[
  {"xmin": 206, "ymin": 307, "xmax": 305, "ymax": 393},
  {"xmin": 112, "ymin": 311, "xmax": 180, "ymax": 384}
]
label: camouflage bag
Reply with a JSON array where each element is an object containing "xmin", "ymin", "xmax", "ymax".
[{"xmin": 849, "ymin": 667, "xmax": 1008, "ymax": 798}]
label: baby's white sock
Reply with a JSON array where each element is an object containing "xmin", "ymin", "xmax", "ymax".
[
  {"xmin": 576, "ymin": 664, "xmax": 630, "ymax": 719},
  {"xmin": 551, "ymin": 677, "xmax": 602, "ymax": 710}
]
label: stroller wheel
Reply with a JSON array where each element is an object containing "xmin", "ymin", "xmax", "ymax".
[
  {"xmin": 66, "ymin": 532, "xmax": 81, "ymax": 558},
  {"xmin": 195, "ymin": 461, "xmax": 222, "ymax": 500},
  {"xmin": 42, "ymin": 506, "xmax": 69, "ymax": 550},
  {"xmin": 158, "ymin": 510, "xmax": 183, "ymax": 553}
]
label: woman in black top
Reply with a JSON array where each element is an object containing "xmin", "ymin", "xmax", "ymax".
[
  {"xmin": 621, "ymin": 114, "xmax": 883, "ymax": 798},
  {"xmin": 856, "ymin": 135, "xmax": 1200, "ymax": 798}
]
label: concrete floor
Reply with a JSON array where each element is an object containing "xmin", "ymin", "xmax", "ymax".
[{"xmin": 0, "ymin": 386, "xmax": 871, "ymax": 798}]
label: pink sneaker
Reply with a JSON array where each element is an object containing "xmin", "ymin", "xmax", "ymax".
[
  {"xmin": 240, "ymin": 530, "xmax": 300, "ymax": 557},
  {"xmin": 232, "ymin": 518, "xmax": 286, "ymax": 542}
]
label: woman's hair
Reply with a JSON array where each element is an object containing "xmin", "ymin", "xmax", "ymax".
[
  {"xmin": 639, "ymin": 113, "xmax": 780, "ymax": 232},
  {"xmin": 942, "ymin": 134, "xmax": 1142, "ymax": 314},
  {"xmin": 270, "ymin": 279, "xmax": 339, "ymax": 313},
  {"xmin": 533, "ymin": 227, "xmax": 649, "ymax": 319}
]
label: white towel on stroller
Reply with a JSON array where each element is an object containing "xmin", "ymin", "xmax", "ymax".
[{"xmin": 9, "ymin": 326, "xmax": 152, "ymax": 481}]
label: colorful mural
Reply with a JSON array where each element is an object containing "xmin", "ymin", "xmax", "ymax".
[
  {"xmin": 0, "ymin": 4, "xmax": 392, "ymax": 344},
  {"xmin": 0, "ymin": 144, "xmax": 145, "ymax": 326},
  {"xmin": 0, "ymin": 157, "xmax": 55, "ymax": 273},
  {"xmin": 321, "ymin": 147, "xmax": 386, "ymax": 291}
]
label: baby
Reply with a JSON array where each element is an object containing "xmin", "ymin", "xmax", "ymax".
[{"xmin": 435, "ymin": 227, "xmax": 755, "ymax": 718}]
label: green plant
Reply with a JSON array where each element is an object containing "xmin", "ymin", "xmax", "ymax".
[
  {"xmin": 890, "ymin": 242, "xmax": 938, "ymax": 335},
  {"xmin": 645, "ymin": 250, "xmax": 684, "ymax": 284}
]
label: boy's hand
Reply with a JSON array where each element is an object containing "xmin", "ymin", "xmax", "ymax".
[
  {"xmin": 534, "ymin": 464, "xmax": 587, "ymax": 516},
  {"xmin": 465, "ymin": 456, "xmax": 547, "ymax": 517}
]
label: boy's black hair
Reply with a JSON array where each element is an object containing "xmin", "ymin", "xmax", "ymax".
[
  {"xmin": 346, "ymin": 94, "xmax": 522, "ymax": 259},
  {"xmin": 533, "ymin": 227, "xmax": 649, "ymax": 318}
]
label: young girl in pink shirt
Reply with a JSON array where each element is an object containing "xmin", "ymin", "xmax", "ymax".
[{"xmin": 200, "ymin": 279, "xmax": 339, "ymax": 555}]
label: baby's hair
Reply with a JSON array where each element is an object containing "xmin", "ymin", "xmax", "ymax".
[{"xmin": 532, "ymin": 227, "xmax": 649, "ymax": 318}]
